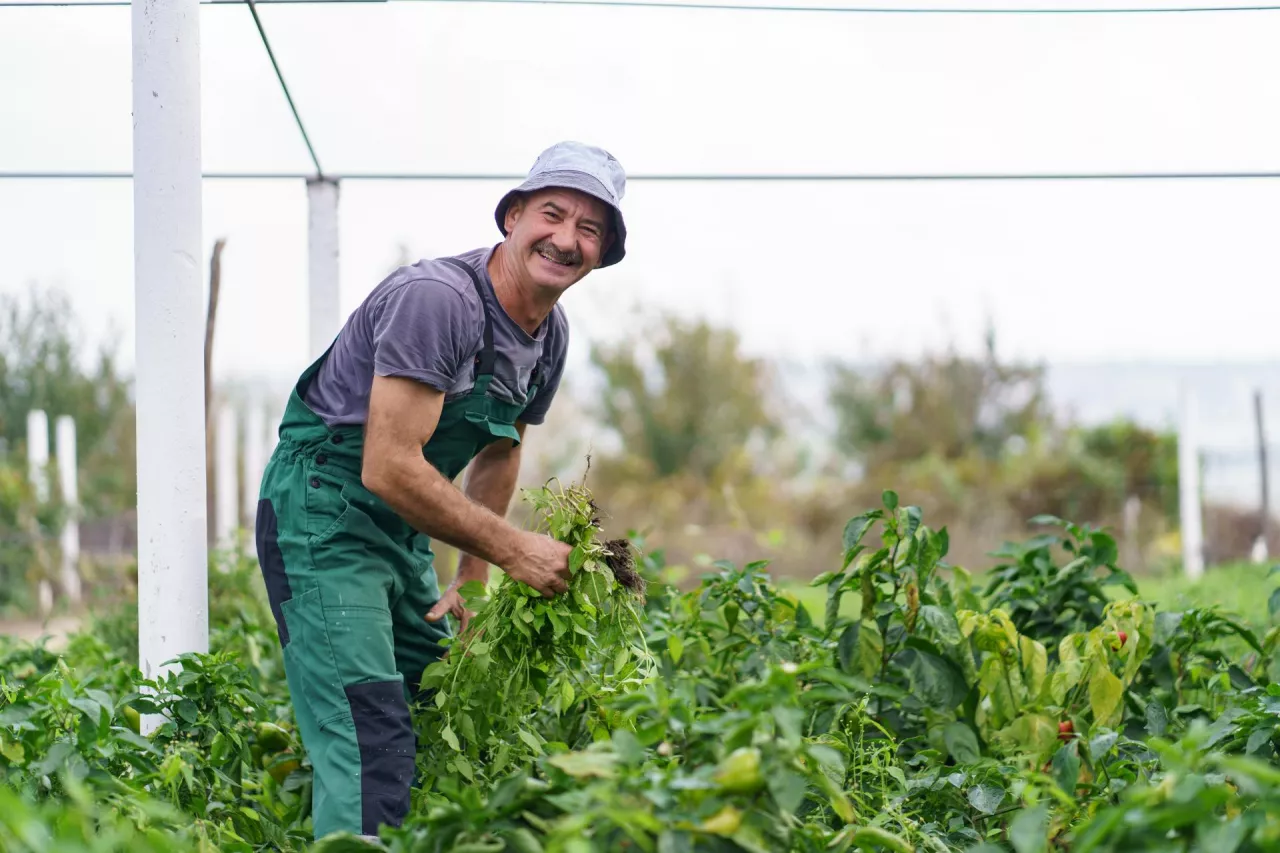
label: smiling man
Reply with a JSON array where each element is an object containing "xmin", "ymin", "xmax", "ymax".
[{"xmin": 253, "ymin": 141, "xmax": 627, "ymax": 841}]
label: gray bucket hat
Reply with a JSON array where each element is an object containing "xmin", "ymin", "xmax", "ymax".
[{"xmin": 494, "ymin": 141, "xmax": 628, "ymax": 268}]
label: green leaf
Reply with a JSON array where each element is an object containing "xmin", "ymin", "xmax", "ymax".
[
  {"xmin": 837, "ymin": 624, "xmax": 858, "ymax": 674},
  {"xmin": 773, "ymin": 706, "xmax": 804, "ymax": 748},
  {"xmin": 767, "ymin": 767, "xmax": 808, "ymax": 815},
  {"xmin": 568, "ymin": 546, "xmax": 587, "ymax": 576},
  {"xmin": 0, "ymin": 736, "xmax": 25, "ymax": 765},
  {"xmin": 967, "ymin": 783, "xmax": 1005, "ymax": 815},
  {"xmin": 657, "ymin": 831, "xmax": 693, "ymax": 853},
  {"xmin": 1196, "ymin": 816, "xmax": 1247, "ymax": 853},
  {"xmin": 943, "ymin": 722, "xmax": 981, "ymax": 764},
  {"xmin": 611, "ymin": 729, "xmax": 643, "ymax": 764},
  {"xmin": 1009, "ymin": 803, "xmax": 1049, "ymax": 853},
  {"xmin": 175, "ymin": 699, "xmax": 198, "ymax": 725},
  {"xmin": 903, "ymin": 505, "xmax": 922, "ymax": 540},
  {"xmin": 1246, "ymin": 728, "xmax": 1273, "ymax": 756},
  {"xmin": 1051, "ymin": 741, "xmax": 1080, "ymax": 797},
  {"xmin": 547, "ymin": 750, "xmax": 618, "ymax": 779},
  {"xmin": 842, "ymin": 512, "xmax": 878, "ymax": 551},
  {"xmin": 1145, "ymin": 702, "xmax": 1168, "ymax": 737},
  {"xmin": 310, "ymin": 833, "xmax": 387, "ymax": 852},
  {"xmin": 902, "ymin": 648, "xmax": 967, "ymax": 712},
  {"xmin": 1089, "ymin": 731, "xmax": 1118, "ymax": 762},
  {"xmin": 441, "ymin": 724, "xmax": 461, "ymax": 752},
  {"xmin": 499, "ymin": 828, "xmax": 546, "ymax": 853},
  {"xmin": 1089, "ymin": 667, "xmax": 1125, "ymax": 728},
  {"xmin": 668, "ymin": 634, "xmax": 684, "ymax": 665},
  {"xmin": 518, "ymin": 730, "xmax": 543, "ymax": 754},
  {"xmin": 457, "ymin": 580, "xmax": 488, "ymax": 604},
  {"xmin": 851, "ymin": 827, "xmax": 911, "ymax": 853},
  {"xmin": 825, "ymin": 580, "xmax": 844, "ymax": 633},
  {"xmin": 882, "ymin": 490, "xmax": 899, "ymax": 512},
  {"xmin": 920, "ymin": 605, "xmax": 962, "ymax": 645}
]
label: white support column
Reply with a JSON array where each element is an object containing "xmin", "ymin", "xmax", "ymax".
[
  {"xmin": 133, "ymin": 0, "xmax": 209, "ymax": 702},
  {"xmin": 215, "ymin": 403, "xmax": 239, "ymax": 551},
  {"xmin": 26, "ymin": 410, "xmax": 52, "ymax": 615},
  {"xmin": 243, "ymin": 402, "xmax": 266, "ymax": 551},
  {"xmin": 308, "ymin": 177, "xmax": 341, "ymax": 361},
  {"xmin": 1178, "ymin": 384, "xmax": 1205, "ymax": 580},
  {"xmin": 55, "ymin": 415, "xmax": 82, "ymax": 605}
]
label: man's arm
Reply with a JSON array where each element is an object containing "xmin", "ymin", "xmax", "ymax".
[
  {"xmin": 361, "ymin": 374, "xmax": 569, "ymax": 597},
  {"xmin": 425, "ymin": 423, "xmax": 528, "ymax": 630},
  {"xmin": 454, "ymin": 422, "xmax": 527, "ymax": 582}
]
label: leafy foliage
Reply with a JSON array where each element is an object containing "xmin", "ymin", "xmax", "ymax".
[{"xmin": 4, "ymin": 485, "xmax": 1280, "ymax": 853}]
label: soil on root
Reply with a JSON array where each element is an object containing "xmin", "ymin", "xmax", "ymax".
[{"xmin": 603, "ymin": 538, "xmax": 645, "ymax": 599}]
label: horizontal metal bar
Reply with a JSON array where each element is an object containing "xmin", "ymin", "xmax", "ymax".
[
  {"xmin": 3, "ymin": 0, "xmax": 1279, "ymax": 11},
  {"xmin": 6, "ymin": 170, "xmax": 1280, "ymax": 181}
]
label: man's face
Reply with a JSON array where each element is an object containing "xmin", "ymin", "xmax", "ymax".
[{"xmin": 503, "ymin": 188, "xmax": 615, "ymax": 291}]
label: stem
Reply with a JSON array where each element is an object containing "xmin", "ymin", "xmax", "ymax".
[
  {"xmin": 877, "ymin": 536, "xmax": 905, "ymax": 689},
  {"xmin": 1001, "ymin": 663, "xmax": 1018, "ymax": 714}
]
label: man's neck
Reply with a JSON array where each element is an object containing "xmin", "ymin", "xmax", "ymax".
[{"xmin": 487, "ymin": 245, "xmax": 559, "ymax": 336}]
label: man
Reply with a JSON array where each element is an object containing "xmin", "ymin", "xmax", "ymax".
[{"xmin": 253, "ymin": 141, "xmax": 627, "ymax": 841}]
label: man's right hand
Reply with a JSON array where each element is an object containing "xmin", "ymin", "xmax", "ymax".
[{"xmin": 505, "ymin": 533, "xmax": 573, "ymax": 597}]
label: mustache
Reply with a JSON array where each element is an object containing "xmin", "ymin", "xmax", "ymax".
[{"xmin": 532, "ymin": 239, "xmax": 581, "ymax": 266}]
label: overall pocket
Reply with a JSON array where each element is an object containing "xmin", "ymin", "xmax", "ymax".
[{"xmin": 281, "ymin": 588, "xmax": 352, "ymax": 730}]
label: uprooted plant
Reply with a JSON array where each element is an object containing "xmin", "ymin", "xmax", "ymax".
[{"xmin": 412, "ymin": 480, "xmax": 655, "ymax": 789}]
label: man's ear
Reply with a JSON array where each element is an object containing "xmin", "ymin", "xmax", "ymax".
[{"xmin": 503, "ymin": 194, "xmax": 526, "ymax": 234}]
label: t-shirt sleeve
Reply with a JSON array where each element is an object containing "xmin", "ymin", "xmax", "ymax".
[
  {"xmin": 371, "ymin": 279, "xmax": 478, "ymax": 391},
  {"xmin": 519, "ymin": 313, "xmax": 569, "ymax": 426}
]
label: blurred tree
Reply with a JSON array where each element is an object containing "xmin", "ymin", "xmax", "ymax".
[
  {"xmin": 0, "ymin": 286, "xmax": 136, "ymax": 519},
  {"xmin": 590, "ymin": 314, "xmax": 781, "ymax": 483},
  {"xmin": 828, "ymin": 327, "xmax": 1050, "ymax": 467}
]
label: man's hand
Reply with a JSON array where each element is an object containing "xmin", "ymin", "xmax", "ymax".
[
  {"xmin": 506, "ymin": 532, "xmax": 573, "ymax": 597},
  {"xmin": 425, "ymin": 575, "xmax": 478, "ymax": 636}
]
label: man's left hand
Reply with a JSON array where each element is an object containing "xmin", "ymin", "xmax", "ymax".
[{"xmin": 426, "ymin": 576, "xmax": 478, "ymax": 638}]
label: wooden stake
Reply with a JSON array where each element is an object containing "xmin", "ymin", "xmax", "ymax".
[{"xmin": 204, "ymin": 238, "xmax": 226, "ymax": 546}]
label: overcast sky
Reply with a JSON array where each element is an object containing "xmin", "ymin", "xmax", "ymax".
[{"xmin": 3, "ymin": 0, "xmax": 1280, "ymax": 396}]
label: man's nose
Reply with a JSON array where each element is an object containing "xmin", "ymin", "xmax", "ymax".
[{"xmin": 550, "ymin": 222, "xmax": 577, "ymax": 251}]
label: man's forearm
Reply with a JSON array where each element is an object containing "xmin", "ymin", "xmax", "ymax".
[
  {"xmin": 363, "ymin": 454, "xmax": 523, "ymax": 570},
  {"xmin": 455, "ymin": 444, "xmax": 524, "ymax": 578}
]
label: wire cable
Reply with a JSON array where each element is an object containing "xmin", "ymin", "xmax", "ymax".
[
  {"xmin": 395, "ymin": 0, "xmax": 1280, "ymax": 13},
  {"xmin": 6, "ymin": 0, "xmax": 1280, "ymax": 11},
  {"xmin": 244, "ymin": 0, "xmax": 326, "ymax": 177},
  {"xmin": 7, "ymin": 170, "xmax": 1280, "ymax": 181}
]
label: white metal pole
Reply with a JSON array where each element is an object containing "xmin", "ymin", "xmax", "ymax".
[
  {"xmin": 215, "ymin": 403, "xmax": 239, "ymax": 551},
  {"xmin": 308, "ymin": 177, "xmax": 341, "ymax": 361},
  {"xmin": 243, "ymin": 402, "xmax": 266, "ymax": 550},
  {"xmin": 55, "ymin": 415, "xmax": 82, "ymax": 605},
  {"xmin": 26, "ymin": 410, "xmax": 53, "ymax": 615},
  {"xmin": 133, "ymin": 0, "xmax": 209, "ymax": 702},
  {"xmin": 1178, "ymin": 383, "xmax": 1205, "ymax": 580}
]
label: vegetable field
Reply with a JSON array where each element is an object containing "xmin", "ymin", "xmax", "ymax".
[{"xmin": 4, "ymin": 484, "xmax": 1280, "ymax": 852}]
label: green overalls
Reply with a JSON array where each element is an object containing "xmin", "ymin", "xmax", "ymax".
[{"xmin": 254, "ymin": 258, "xmax": 539, "ymax": 840}]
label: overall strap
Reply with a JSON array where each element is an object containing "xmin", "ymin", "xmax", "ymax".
[{"xmin": 440, "ymin": 257, "xmax": 497, "ymax": 376}]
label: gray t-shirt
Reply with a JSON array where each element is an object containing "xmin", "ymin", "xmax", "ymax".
[{"xmin": 303, "ymin": 246, "xmax": 568, "ymax": 428}]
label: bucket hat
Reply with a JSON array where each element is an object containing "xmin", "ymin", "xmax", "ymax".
[{"xmin": 494, "ymin": 141, "xmax": 628, "ymax": 267}]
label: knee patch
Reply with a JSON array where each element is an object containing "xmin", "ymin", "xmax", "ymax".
[{"xmin": 345, "ymin": 680, "xmax": 415, "ymax": 835}]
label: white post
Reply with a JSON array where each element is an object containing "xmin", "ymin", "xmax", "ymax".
[
  {"xmin": 26, "ymin": 410, "xmax": 53, "ymax": 615},
  {"xmin": 133, "ymin": 0, "xmax": 209, "ymax": 707},
  {"xmin": 55, "ymin": 415, "xmax": 82, "ymax": 605},
  {"xmin": 243, "ymin": 402, "xmax": 266, "ymax": 550},
  {"xmin": 215, "ymin": 403, "xmax": 239, "ymax": 551},
  {"xmin": 308, "ymin": 177, "xmax": 341, "ymax": 361},
  {"xmin": 1178, "ymin": 384, "xmax": 1205, "ymax": 580}
]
